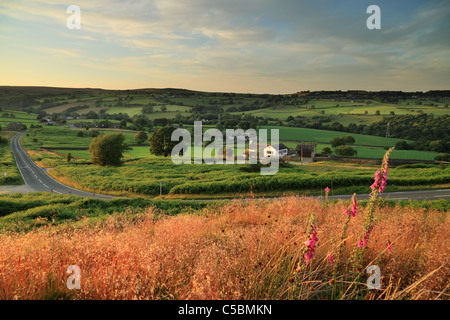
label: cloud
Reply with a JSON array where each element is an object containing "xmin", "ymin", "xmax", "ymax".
[
  {"xmin": 36, "ymin": 47, "xmax": 82, "ymax": 58},
  {"xmin": 0, "ymin": 0, "xmax": 449, "ymax": 92}
]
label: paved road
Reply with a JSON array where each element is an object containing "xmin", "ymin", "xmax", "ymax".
[
  {"xmin": 324, "ymin": 188, "xmax": 450, "ymax": 201},
  {"xmin": 9, "ymin": 132, "xmax": 450, "ymax": 201},
  {"xmin": 10, "ymin": 132, "xmax": 114, "ymax": 199}
]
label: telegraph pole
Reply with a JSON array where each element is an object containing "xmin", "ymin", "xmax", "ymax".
[{"xmin": 300, "ymin": 141, "xmax": 304, "ymax": 165}]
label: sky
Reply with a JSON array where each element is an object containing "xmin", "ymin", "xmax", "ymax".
[{"xmin": 0, "ymin": 0, "xmax": 449, "ymax": 94}]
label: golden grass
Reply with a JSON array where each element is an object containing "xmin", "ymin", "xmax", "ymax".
[{"xmin": 0, "ymin": 197, "xmax": 448, "ymax": 300}]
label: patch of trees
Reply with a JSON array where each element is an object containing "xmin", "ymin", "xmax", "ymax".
[
  {"xmin": 330, "ymin": 136, "xmax": 355, "ymax": 148},
  {"xmin": 368, "ymin": 114, "xmax": 449, "ymax": 142},
  {"xmin": 329, "ymin": 136, "xmax": 357, "ymax": 157}
]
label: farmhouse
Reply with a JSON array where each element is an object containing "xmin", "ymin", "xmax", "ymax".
[{"xmin": 264, "ymin": 143, "xmax": 293, "ymax": 158}]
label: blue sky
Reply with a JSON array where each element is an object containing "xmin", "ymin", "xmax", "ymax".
[{"xmin": 0, "ymin": 0, "xmax": 449, "ymax": 93}]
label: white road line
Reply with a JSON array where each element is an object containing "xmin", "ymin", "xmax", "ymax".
[{"xmin": 434, "ymin": 195, "xmax": 450, "ymax": 198}]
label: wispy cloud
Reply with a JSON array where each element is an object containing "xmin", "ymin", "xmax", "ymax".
[{"xmin": 0, "ymin": 0, "xmax": 449, "ymax": 92}]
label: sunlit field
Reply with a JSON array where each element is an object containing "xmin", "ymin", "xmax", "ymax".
[{"xmin": 0, "ymin": 195, "xmax": 448, "ymax": 300}]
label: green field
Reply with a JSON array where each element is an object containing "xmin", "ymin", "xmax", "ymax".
[
  {"xmin": 20, "ymin": 124, "xmax": 443, "ymax": 163},
  {"xmin": 21, "ymin": 127, "xmax": 138, "ymax": 150},
  {"xmin": 0, "ymin": 132, "xmax": 23, "ymax": 185},
  {"xmin": 265, "ymin": 126, "xmax": 407, "ymax": 146},
  {"xmin": 43, "ymin": 154, "xmax": 450, "ymax": 197},
  {"xmin": 0, "ymin": 110, "xmax": 40, "ymax": 127}
]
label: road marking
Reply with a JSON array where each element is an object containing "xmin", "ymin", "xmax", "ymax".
[{"xmin": 434, "ymin": 195, "xmax": 450, "ymax": 198}]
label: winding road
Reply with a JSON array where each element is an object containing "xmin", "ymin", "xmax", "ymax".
[
  {"xmin": 9, "ymin": 132, "xmax": 450, "ymax": 201},
  {"xmin": 10, "ymin": 132, "xmax": 113, "ymax": 199}
]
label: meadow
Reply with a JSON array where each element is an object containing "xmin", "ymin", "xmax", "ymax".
[
  {"xmin": 0, "ymin": 110, "xmax": 41, "ymax": 127},
  {"xmin": 34, "ymin": 153, "xmax": 449, "ymax": 197},
  {"xmin": 0, "ymin": 194, "xmax": 447, "ymax": 299},
  {"xmin": 15, "ymin": 126, "xmax": 449, "ymax": 197}
]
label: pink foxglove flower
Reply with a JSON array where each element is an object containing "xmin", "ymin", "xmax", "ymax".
[
  {"xmin": 357, "ymin": 240, "xmax": 363, "ymax": 249},
  {"xmin": 379, "ymin": 168, "xmax": 389, "ymax": 193},
  {"xmin": 328, "ymin": 254, "xmax": 334, "ymax": 266},
  {"xmin": 343, "ymin": 209, "xmax": 349, "ymax": 216},
  {"xmin": 303, "ymin": 225, "xmax": 319, "ymax": 263},
  {"xmin": 371, "ymin": 170, "xmax": 380, "ymax": 190},
  {"xmin": 351, "ymin": 195, "xmax": 357, "ymax": 218},
  {"xmin": 386, "ymin": 240, "xmax": 392, "ymax": 252},
  {"xmin": 304, "ymin": 251, "xmax": 313, "ymax": 263},
  {"xmin": 325, "ymin": 187, "xmax": 330, "ymax": 193}
]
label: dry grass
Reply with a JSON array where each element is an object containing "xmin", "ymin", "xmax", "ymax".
[{"xmin": 0, "ymin": 197, "xmax": 448, "ymax": 300}]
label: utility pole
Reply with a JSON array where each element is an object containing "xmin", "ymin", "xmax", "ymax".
[
  {"xmin": 386, "ymin": 122, "xmax": 390, "ymax": 138},
  {"xmin": 300, "ymin": 141, "xmax": 304, "ymax": 165},
  {"xmin": 160, "ymin": 182, "xmax": 162, "ymax": 196}
]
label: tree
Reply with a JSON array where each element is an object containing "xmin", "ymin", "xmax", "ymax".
[
  {"xmin": 66, "ymin": 152, "xmax": 72, "ymax": 163},
  {"xmin": 435, "ymin": 154, "xmax": 450, "ymax": 162},
  {"xmin": 160, "ymin": 105, "xmax": 167, "ymax": 112},
  {"xmin": 330, "ymin": 136, "xmax": 355, "ymax": 148},
  {"xmin": 142, "ymin": 105, "xmax": 154, "ymax": 114},
  {"xmin": 89, "ymin": 133, "xmax": 126, "ymax": 166},
  {"xmin": 322, "ymin": 147, "xmax": 333, "ymax": 155},
  {"xmin": 135, "ymin": 131, "xmax": 148, "ymax": 145},
  {"xmin": 77, "ymin": 131, "xmax": 85, "ymax": 137},
  {"xmin": 395, "ymin": 140, "xmax": 411, "ymax": 150},
  {"xmin": 343, "ymin": 136, "xmax": 355, "ymax": 145},
  {"xmin": 429, "ymin": 140, "xmax": 449, "ymax": 153},
  {"xmin": 335, "ymin": 145, "xmax": 357, "ymax": 157},
  {"xmin": 149, "ymin": 126, "xmax": 178, "ymax": 157}
]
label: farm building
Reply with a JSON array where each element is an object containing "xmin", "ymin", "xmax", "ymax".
[
  {"xmin": 264, "ymin": 143, "xmax": 294, "ymax": 158},
  {"xmin": 296, "ymin": 143, "xmax": 316, "ymax": 163}
]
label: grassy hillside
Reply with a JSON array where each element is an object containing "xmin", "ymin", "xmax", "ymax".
[
  {"xmin": 0, "ymin": 132, "xmax": 23, "ymax": 185},
  {"xmin": 0, "ymin": 110, "xmax": 40, "ymax": 127}
]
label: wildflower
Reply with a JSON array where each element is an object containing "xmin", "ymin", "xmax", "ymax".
[
  {"xmin": 304, "ymin": 251, "xmax": 313, "ymax": 263},
  {"xmin": 325, "ymin": 187, "xmax": 330, "ymax": 201},
  {"xmin": 343, "ymin": 209, "xmax": 349, "ymax": 216},
  {"xmin": 386, "ymin": 240, "xmax": 391, "ymax": 252},
  {"xmin": 304, "ymin": 239, "xmax": 316, "ymax": 250},
  {"xmin": 379, "ymin": 167, "xmax": 389, "ymax": 193},
  {"xmin": 362, "ymin": 238, "xmax": 368, "ymax": 248},
  {"xmin": 351, "ymin": 194, "xmax": 357, "ymax": 218},
  {"xmin": 370, "ymin": 170, "xmax": 380, "ymax": 190},
  {"xmin": 303, "ymin": 224, "xmax": 319, "ymax": 263},
  {"xmin": 357, "ymin": 240, "xmax": 362, "ymax": 249},
  {"xmin": 328, "ymin": 254, "xmax": 334, "ymax": 266}
]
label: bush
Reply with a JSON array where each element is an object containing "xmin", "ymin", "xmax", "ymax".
[
  {"xmin": 334, "ymin": 145, "xmax": 357, "ymax": 157},
  {"xmin": 435, "ymin": 154, "xmax": 450, "ymax": 162}
]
